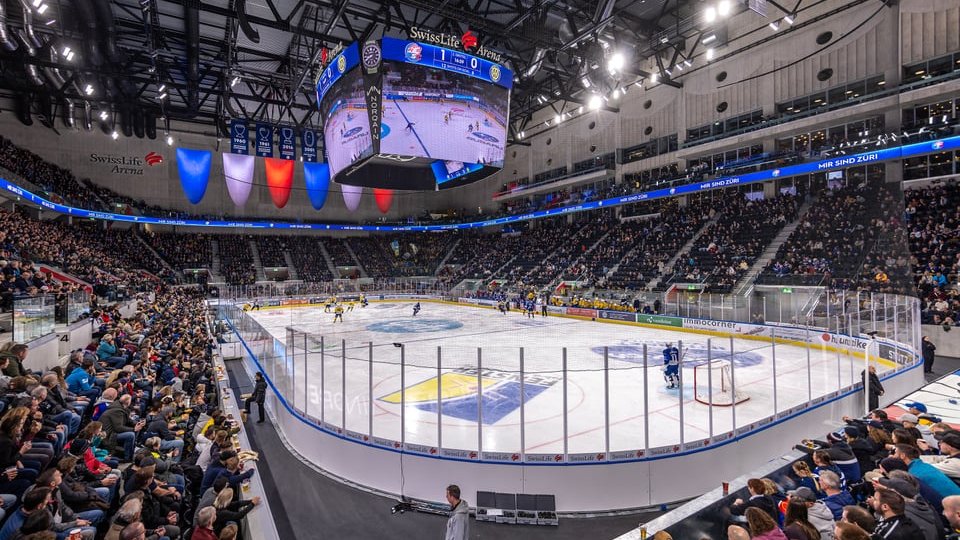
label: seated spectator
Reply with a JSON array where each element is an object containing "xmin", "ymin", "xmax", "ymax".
[
  {"xmin": 867, "ymin": 489, "xmax": 922, "ymax": 540},
  {"xmin": 191, "ymin": 506, "xmax": 218, "ymax": 540},
  {"xmin": 833, "ymin": 522, "xmax": 869, "ymax": 540},
  {"xmin": 893, "ymin": 443, "xmax": 960, "ymax": 500},
  {"xmin": 877, "ymin": 471, "xmax": 939, "ymax": 540},
  {"xmin": 0, "ymin": 486, "xmax": 50, "ymax": 539},
  {"xmin": 819, "ymin": 471, "xmax": 854, "ymax": 521},
  {"xmin": 745, "ymin": 506, "xmax": 788, "ymax": 539},
  {"xmin": 211, "ymin": 487, "xmax": 260, "ymax": 535},
  {"xmin": 919, "ymin": 432, "xmax": 960, "ymax": 482},
  {"xmin": 813, "ymin": 451, "xmax": 848, "ymax": 490},
  {"xmin": 782, "ymin": 499, "xmax": 822, "ymax": 540},
  {"xmin": 731, "ymin": 478, "xmax": 779, "ymax": 522},
  {"xmin": 839, "ymin": 505, "xmax": 874, "ymax": 533},
  {"xmin": 787, "ymin": 487, "xmax": 835, "ymax": 540}
]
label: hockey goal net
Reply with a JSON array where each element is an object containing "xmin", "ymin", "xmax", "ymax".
[{"xmin": 693, "ymin": 359, "xmax": 750, "ymax": 406}]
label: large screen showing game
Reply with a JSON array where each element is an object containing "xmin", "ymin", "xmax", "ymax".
[
  {"xmin": 379, "ymin": 38, "xmax": 510, "ymax": 168},
  {"xmin": 317, "ymin": 44, "xmax": 374, "ymax": 180}
]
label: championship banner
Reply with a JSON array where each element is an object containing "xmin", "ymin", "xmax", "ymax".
[
  {"xmin": 373, "ymin": 188, "xmax": 393, "ymax": 214},
  {"xmin": 341, "ymin": 183, "xmax": 362, "ymax": 211},
  {"xmin": 222, "ymin": 153, "xmax": 255, "ymax": 207},
  {"xmin": 360, "ymin": 40, "xmax": 384, "ymax": 154},
  {"xmin": 303, "ymin": 162, "xmax": 331, "ymax": 210},
  {"xmin": 264, "ymin": 157, "xmax": 293, "ymax": 208},
  {"xmin": 255, "ymin": 123, "xmax": 273, "ymax": 157},
  {"xmin": 230, "ymin": 120, "xmax": 249, "ymax": 155},
  {"xmin": 300, "ymin": 129, "xmax": 318, "ymax": 162},
  {"xmin": 175, "ymin": 148, "xmax": 212, "ymax": 204},
  {"xmin": 279, "ymin": 126, "xmax": 296, "ymax": 161}
]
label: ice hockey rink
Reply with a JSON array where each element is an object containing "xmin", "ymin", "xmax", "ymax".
[
  {"xmin": 381, "ymin": 100, "xmax": 506, "ymax": 164},
  {"xmin": 246, "ymin": 301, "xmax": 869, "ymax": 455}
]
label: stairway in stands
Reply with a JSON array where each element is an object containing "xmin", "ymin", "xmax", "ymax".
[
  {"xmin": 210, "ymin": 239, "xmax": 224, "ymax": 282},
  {"xmin": 644, "ymin": 213, "xmax": 719, "ymax": 291},
  {"xmin": 732, "ymin": 198, "xmax": 815, "ymax": 295},
  {"xmin": 284, "ymin": 250, "xmax": 300, "ymax": 280},
  {"xmin": 134, "ymin": 232, "xmax": 179, "ymax": 279},
  {"xmin": 249, "ymin": 239, "xmax": 266, "ymax": 281}
]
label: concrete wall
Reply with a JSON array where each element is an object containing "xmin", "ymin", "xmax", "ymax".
[{"xmin": 921, "ymin": 324, "xmax": 960, "ymax": 360}]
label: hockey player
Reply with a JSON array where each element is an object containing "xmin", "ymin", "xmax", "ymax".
[
  {"xmin": 412, "ymin": 302, "xmax": 421, "ymax": 316},
  {"xmin": 324, "ymin": 297, "xmax": 335, "ymax": 313},
  {"xmin": 360, "ymin": 294, "xmax": 368, "ymax": 308},
  {"xmin": 497, "ymin": 300, "xmax": 507, "ymax": 314},
  {"xmin": 524, "ymin": 299, "xmax": 535, "ymax": 319},
  {"xmin": 333, "ymin": 303, "xmax": 344, "ymax": 323},
  {"xmin": 346, "ymin": 301, "xmax": 355, "ymax": 312},
  {"xmin": 535, "ymin": 297, "xmax": 544, "ymax": 317},
  {"xmin": 662, "ymin": 343, "xmax": 680, "ymax": 389}
]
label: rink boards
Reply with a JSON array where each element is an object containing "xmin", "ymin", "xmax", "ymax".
[{"xmin": 222, "ymin": 295, "xmax": 924, "ymax": 511}]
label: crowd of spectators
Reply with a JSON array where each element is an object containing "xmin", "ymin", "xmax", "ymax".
[
  {"xmin": 322, "ymin": 239, "xmax": 356, "ymax": 270},
  {"xmin": 213, "ymin": 236, "xmax": 255, "ymax": 286},
  {"xmin": 716, "ymin": 402, "xmax": 960, "ymax": 540},
  {"xmin": 0, "ymin": 137, "xmax": 106, "ymax": 211},
  {"xmin": 905, "ymin": 182, "xmax": 960, "ymax": 325},
  {"xmin": 252, "ymin": 238, "xmax": 286, "ymax": 269},
  {"xmin": 284, "ymin": 238, "xmax": 334, "ymax": 283},
  {"xmin": 667, "ymin": 193, "xmax": 800, "ymax": 293}
]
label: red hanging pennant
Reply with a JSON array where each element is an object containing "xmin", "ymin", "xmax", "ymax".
[
  {"xmin": 373, "ymin": 188, "xmax": 393, "ymax": 214},
  {"xmin": 264, "ymin": 157, "xmax": 294, "ymax": 208}
]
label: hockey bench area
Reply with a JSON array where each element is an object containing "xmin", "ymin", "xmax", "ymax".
[{"xmin": 213, "ymin": 293, "xmax": 924, "ymax": 513}]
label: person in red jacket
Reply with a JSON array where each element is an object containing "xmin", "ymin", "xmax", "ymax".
[{"xmin": 191, "ymin": 506, "xmax": 218, "ymax": 540}]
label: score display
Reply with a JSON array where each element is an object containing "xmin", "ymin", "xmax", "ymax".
[
  {"xmin": 380, "ymin": 37, "xmax": 513, "ymax": 90},
  {"xmin": 318, "ymin": 36, "xmax": 513, "ymax": 190}
]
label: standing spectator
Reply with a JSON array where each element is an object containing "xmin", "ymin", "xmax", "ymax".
[
  {"xmin": 861, "ymin": 366, "xmax": 884, "ymax": 412},
  {"xmin": 243, "ymin": 373, "xmax": 267, "ymax": 424},
  {"xmin": 867, "ymin": 490, "xmax": 922, "ymax": 540},
  {"xmin": 922, "ymin": 336, "xmax": 936, "ymax": 374},
  {"xmin": 445, "ymin": 484, "xmax": 469, "ymax": 540}
]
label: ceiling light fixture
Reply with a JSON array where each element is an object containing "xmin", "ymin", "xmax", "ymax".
[
  {"xmin": 706, "ymin": 48, "xmax": 715, "ymax": 61},
  {"xmin": 783, "ymin": 14, "xmax": 794, "ymax": 25},
  {"xmin": 84, "ymin": 84, "xmax": 94, "ymax": 95},
  {"xmin": 702, "ymin": 34, "xmax": 717, "ymax": 45},
  {"xmin": 769, "ymin": 20, "xmax": 780, "ymax": 31},
  {"xmin": 99, "ymin": 111, "xmax": 108, "ymax": 121},
  {"xmin": 111, "ymin": 131, "xmax": 119, "ymax": 140},
  {"xmin": 717, "ymin": 0, "xmax": 732, "ymax": 17},
  {"xmin": 703, "ymin": 6, "xmax": 717, "ymax": 23},
  {"xmin": 588, "ymin": 94, "xmax": 602, "ymax": 110},
  {"xmin": 166, "ymin": 135, "xmax": 174, "ymax": 146},
  {"xmin": 607, "ymin": 52, "xmax": 625, "ymax": 72}
]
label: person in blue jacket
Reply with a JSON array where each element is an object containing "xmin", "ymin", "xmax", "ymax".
[
  {"xmin": 96, "ymin": 334, "xmax": 126, "ymax": 369},
  {"xmin": 65, "ymin": 359, "xmax": 101, "ymax": 400}
]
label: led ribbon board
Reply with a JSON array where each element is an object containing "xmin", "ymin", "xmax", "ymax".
[{"xmin": 2, "ymin": 136, "xmax": 957, "ymax": 231}]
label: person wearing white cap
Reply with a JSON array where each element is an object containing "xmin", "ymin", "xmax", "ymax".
[{"xmin": 900, "ymin": 413, "xmax": 938, "ymax": 448}]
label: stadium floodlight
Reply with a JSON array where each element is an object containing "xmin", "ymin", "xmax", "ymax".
[
  {"xmin": 717, "ymin": 0, "xmax": 732, "ymax": 17},
  {"xmin": 84, "ymin": 84, "xmax": 94, "ymax": 95},
  {"xmin": 684, "ymin": 60, "xmax": 692, "ymax": 67},
  {"xmin": 611, "ymin": 88, "xmax": 620, "ymax": 100},
  {"xmin": 675, "ymin": 63, "xmax": 684, "ymax": 71},
  {"xmin": 158, "ymin": 84, "xmax": 165, "ymax": 92},
  {"xmin": 157, "ymin": 92, "xmax": 167, "ymax": 100},
  {"xmin": 664, "ymin": 68, "xmax": 672, "ymax": 77},
  {"xmin": 166, "ymin": 135, "xmax": 174, "ymax": 146},
  {"xmin": 706, "ymin": 48, "xmax": 716, "ymax": 61},
  {"xmin": 555, "ymin": 114, "xmax": 562, "ymax": 124},
  {"xmin": 580, "ymin": 76, "xmax": 591, "ymax": 88},
  {"xmin": 36, "ymin": 3, "xmax": 48, "ymax": 14},
  {"xmin": 703, "ymin": 6, "xmax": 717, "ymax": 23},
  {"xmin": 588, "ymin": 94, "xmax": 602, "ymax": 110},
  {"xmin": 111, "ymin": 131, "xmax": 119, "ymax": 140},
  {"xmin": 61, "ymin": 46, "xmax": 71, "ymax": 56},
  {"xmin": 650, "ymin": 73, "xmax": 658, "ymax": 83},
  {"xmin": 702, "ymin": 34, "xmax": 717, "ymax": 45},
  {"xmin": 31, "ymin": 0, "xmax": 42, "ymax": 6},
  {"xmin": 607, "ymin": 52, "xmax": 625, "ymax": 72},
  {"xmin": 99, "ymin": 111, "xmax": 108, "ymax": 121},
  {"xmin": 578, "ymin": 106, "xmax": 583, "ymax": 113},
  {"xmin": 769, "ymin": 20, "xmax": 780, "ymax": 31},
  {"xmin": 783, "ymin": 14, "xmax": 794, "ymax": 25},
  {"xmin": 231, "ymin": 76, "xmax": 241, "ymax": 88}
]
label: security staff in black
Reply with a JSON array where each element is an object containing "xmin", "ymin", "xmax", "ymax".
[{"xmin": 245, "ymin": 372, "xmax": 268, "ymax": 423}]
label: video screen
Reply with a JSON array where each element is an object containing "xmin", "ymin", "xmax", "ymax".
[
  {"xmin": 319, "ymin": 66, "xmax": 373, "ymax": 181},
  {"xmin": 380, "ymin": 60, "xmax": 508, "ymax": 167}
]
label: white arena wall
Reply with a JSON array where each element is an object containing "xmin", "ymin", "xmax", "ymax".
[{"xmin": 218, "ymin": 295, "xmax": 924, "ymax": 513}]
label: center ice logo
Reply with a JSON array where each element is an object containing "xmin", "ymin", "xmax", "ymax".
[
  {"xmin": 379, "ymin": 368, "xmax": 559, "ymax": 424},
  {"xmin": 366, "ymin": 318, "xmax": 463, "ymax": 333},
  {"xmin": 470, "ymin": 132, "xmax": 499, "ymax": 144},
  {"xmin": 593, "ymin": 340, "xmax": 764, "ymax": 368},
  {"xmin": 343, "ymin": 127, "xmax": 363, "ymax": 138}
]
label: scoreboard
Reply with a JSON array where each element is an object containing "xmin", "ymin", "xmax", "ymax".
[{"xmin": 380, "ymin": 37, "xmax": 513, "ymax": 89}]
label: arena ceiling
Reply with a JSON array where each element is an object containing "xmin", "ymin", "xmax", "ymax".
[{"xmin": 0, "ymin": 0, "xmax": 807, "ymax": 142}]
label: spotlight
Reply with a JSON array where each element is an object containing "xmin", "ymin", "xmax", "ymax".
[
  {"xmin": 706, "ymin": 48, "xmax": 715, "ymax": 61},
  {"xmin": 61, "ymin": 46, "xmax": 71, "ymax": 56},
  {"xmin": 607, "ymin": 52, "xmax": 625, "ymax": 72},
  {"xmin": 65, "ymin": 51, "xmax": 75, "ymax": 61},
  {"xmin": 684, "ymin": 60, "xmax": 692, "ymax": 67},
  {"xmin": 555, "ymin": 114, "xmax": 562, "ymax": 124},
  {"xmin": 157, "ymin": 92, "xmax": 167, "ymax": 100},
  {"xmin": 84, "ymin": 84, "xmax": 94, "ymax": 95},
  {"xmin": 166, "ymin": 135, "xmax": 174, "ymax": 146},
  {"xmin": 611, "ymin": 88, "xmax": 620, "ymax": 100},
  {"xmin": 717, "ymin": 0, "xmax": 732, "ymax": 17},
  {"xmin": 230, "ymin": 76, "xmax": 241, "ymax": 87},
  {"xmin": 675, "ymin": 63, "xmax": 684, "ymax": 71},
  {"xmin": 36, "ymin": 3, "xmax": 48, "ymax": 14},
  {"xmin": 111, "ymin": 131, "xmax": 119, "ymax": 140},
  {"xmin": 519, "ymin": 131, "xmax": 524, "ymax": 138},
  {"xmin": 31, "ymin": 0, "xmax": 41, "ymax": 6},
  {"xmin": 650, "ymin": 73, "xmax": 658, "ymax": 83},
  {"xmin": 702, "ymin": 34, "xmax": 717, "ymax": 45},
  {"xmin": 769, "ymin": 20, "xmax": 780, "ymax": 31},
  {"xmin": 99, "ymin": 111, "xmax": 108, "ymax": 121},
  {"xmin": 580, "ymin": 76, "xmax": 591, "ymax": 89},
  {"xmin": 783, "ymin": 14, "xmax": 794, "ymax": 25},
  {"xmin": 664, "ymin": 68, "xmax": 672, "ymax": 76},
  {"xmin": 577, "ymin": 106, "xmax": 583, "ymax": 113},
  {"xmin": 158, "ymin": 84, "xmax": 166, "ymax": 92},
  {"xmin": 704, "ymin": 6, "xmax": 717, "ymax": 23}
]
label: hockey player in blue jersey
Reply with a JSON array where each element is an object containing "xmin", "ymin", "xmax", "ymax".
[
  {"xmin": 412, "ymin": 302, "xmax": 421, "ymax": 316},
  {"xmin": 663, "ymin": 343, "xmax": 680, "ymax": 389}
]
